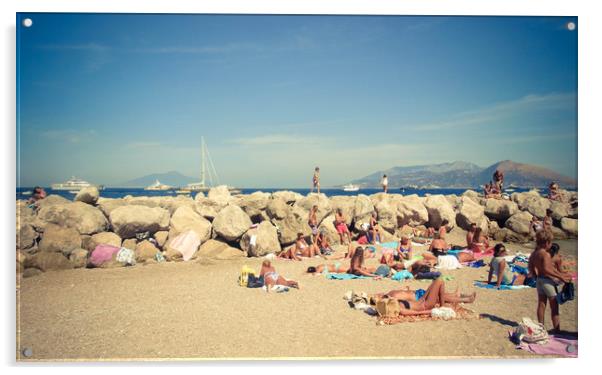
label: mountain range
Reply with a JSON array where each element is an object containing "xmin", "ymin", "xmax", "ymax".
[
  {"xmin": 350, "ymin": 160, "xmax": 577, "ymax": 189},
  {"xmin": 120, "ymin": 171, "xmax": 197, "ymax": 187}
]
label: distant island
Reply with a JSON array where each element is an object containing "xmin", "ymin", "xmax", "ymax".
[{"xmin": 348, "ymin": 160, "xmax": 577, "ymax": 189}]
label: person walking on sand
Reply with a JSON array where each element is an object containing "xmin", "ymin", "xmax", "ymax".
[
  {"xmin": 528, "ymin": 230, "xmax": 572, "ymax": 333},
  {"xmin": 312, "ymin": 167, "xmax": 320, "ymax": 194},
  {"xmin": 381, "ymin": 174, "xmax": 388, "ymax": 193}
]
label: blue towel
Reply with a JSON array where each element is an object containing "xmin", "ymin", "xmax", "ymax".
[
  {"xmin": 468, "ymin": 259, "xmax": 486, "ymax": 268},
  {"xmin": 474, "ymin": 281, "xmax": 529, "ymax": 290},
  {"xmin": 380, "ymin": 241, "xmax": 399, "ymax": 249},
  {"xmin": 392, "ymin": 270, "xmax": 414, "ymax": 281},
  {"xmin": 326, "ymin": 273, "xmax": 369, "ymax": 280},
  {"xmin": 510, "ymin": 264, "xmax": 529, "ymax": 275}
]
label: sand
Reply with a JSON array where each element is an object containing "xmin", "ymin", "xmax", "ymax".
[{"xmin": 16, "ymin": 229, "xmax": 578, "ymax": 360}]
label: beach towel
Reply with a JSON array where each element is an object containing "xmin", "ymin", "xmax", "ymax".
[
  {"xmin": 466, "ymin": 259, "xmax": 486, "ymax": 268},
  {"xmin": 89, "ymin": 244, "xmax": 120, "ymax": 267},
  {"xmin": 435, "ymin": 255, "xmax": 462, "ymax": 270},
  {"xmin": 474, "ymin": 281, "xmax": 530, "ymax": 290},
  {"xmin": 326, "ymin": 273, "xmax": 369, "ymax": 280},
  {"xmin": 380, "ymin": 242, "xmax": 398, "ymax": 249},
  {"xmin": 510, "ymin": 264, "xmax": 529, "ymax": 275},
  {"xmin": 168, "ymin": 230, "xmax": 201, "ymax": 261},
  {"xmin": 517, "ymin": 335, "xmax": 578, "ymax": 357},
  {"xmin": 392, "ymin": 270, "xmax": 414, "ymax": 281}
]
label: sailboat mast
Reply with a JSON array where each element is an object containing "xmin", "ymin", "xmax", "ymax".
[{"xmin": 200, "ymin": 137, "xmax": 206, "ymax": 187}]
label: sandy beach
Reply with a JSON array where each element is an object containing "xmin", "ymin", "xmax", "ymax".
[{"xmin": 17, "ymin": 228, "xmax": 578, "ymax": 360}]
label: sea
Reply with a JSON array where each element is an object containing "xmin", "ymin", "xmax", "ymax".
[{"xmin": 15, "ymin": 186, "xmax": 549, "ymax": 201}]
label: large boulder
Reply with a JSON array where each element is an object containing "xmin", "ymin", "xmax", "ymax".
[
  {"xmin": 135, "ymin": 240, "xmax": 160, "ymax": 262},
  {"xmin": 74, "ymin": 186, "xmax": 100, "ymax": 205},
  {"xmin": 38, "ymin": 224, "xmax": 82, "ymax": 256},
  {"xmin": 197, "ymin": 239, "xmax": 245, "ymax": 260},
  {"xmin": 271, "ymin": 191, "xmax": 303, "ymax": 204},
  {"xmin": 122, "ymin": 238, "xmax": 137, "ymax": 250},
  {"xmin": 207, "ymin": 185, "xmax": 233, "ymax": 206},
  {"xmin": 330, "ymin": 196, "xmax": 356, "ymax": 226},
  {"xmin": 560, "ymin": 217, "xmax": 578, "ymax": 237},
  {"xmin": 505, "ymin": 211, "xmax": 534, "ymax": 236},
  {"xmin": 35, "ymin": 195, "xmax": 70, "ymax": 209},
  {"xmin": 550, "ymin": 226, "xmax": 568, "ymax": 240},
  {"xmin": 462, "ymin": 190, "xmax": 481, "ymax": 203},
  {"xmin": 397, "ymin": 195, "xmax": 429, "ymax": 227},
  {"xmin": 424, "ymin": 195, "xmax": 456, "ymax": 229},
  {"xmin": 266, "ymin": 198, "xmax": 290, "ymax": 220},
  {"xmin": 87, "ymin": 231, "xmax": 122, "ymax": 251},
  {"xmin": 169, "ymin": 206, "xmax": 212, "ymax": 242},
  {"xmin": 154, "ymin": 231, "xmax": 169, "ymax": 248},
  {"xmin": 240, "ymin": 221, "xmax": 281, "ymax": 256},
  {"xmin": 69, "ymin": 249, "xmax": 89, "ymax": 268},
  {"xmin": 353, "ymin": 194, "xmax": 375, "ymax": 224},
  {"xmin": 96, "ymin": 198, "xmax": 128, "ymax": 217},
  {"xmin": 212, "ymin": 205, "xmax": 252, "ymax": 241},
  {"xmin": 28, "ymin": 252, "xmax": 74, "ymax": 271},
  {"xmin": 317, "ymin": 214, "xmax": 340, "ymax": 245},
  {"xmin": 549, "ymin": 201, "xmax": 571, "ymax": 221},
  {"xmin": 35, "ymin": 202, "xmax": 109, "ymax": 235},
  {"xmin": 193, "ymin": 198, "xmax": 224, "ymax": 221},
  {"xmin": 238, "ymin": 191, "xmax": 270, "ymax": 222},
  {"xmin": 272, "ymin": 208, "xmax": 311, "ymax": 246},
  {"xmin": 17, "ymin": 223, "xmax": 37, "ymax": 250},
  {"xmin": 512, "ymin": 191, "xmax": 550, "ymax": 218},
  {"xmin": 374, "ymin": 199, "xmax": 398, "ymax": 233},
  {"xmin": 484, "ymin": 199, "xmax": 519, "ymax": 222},
  {"xmin": 456, "ymin": 197, "xmax": 488, "ymax": 231},
  {"xmin": 109, "ymin": 205, "xmax": 170, "ymax": 239}
]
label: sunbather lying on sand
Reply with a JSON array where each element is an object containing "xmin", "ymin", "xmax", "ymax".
[
  {"xmin": 373, "ymin": 279, "xmax": 476, "ymax": 315},
  {"xmin": 307, "ymin": 262, "xmax": 349, "ymax": 274},
  {"xmin": 260, "ymin": 260, "xmax": 299, "ymax": 291}
]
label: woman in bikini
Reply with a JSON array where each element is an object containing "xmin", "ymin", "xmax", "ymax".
[
  {"xmin": 306, "ymin": 262, "xmax": 349, "ymax": 274},
  {"xmin": 487, "ymin": 243, "xmax": 525, "ymax": 287},
  {"xmin": 369, "ymin": 211, "xmax": 381, "ymax": 244},
  {"xmin": 312, "ymin": 167, "xmax": 320, "ymax": 193},
  {"xmin": 376, "ymin": 279, "xmax": 476, "ymax": 315},
  {"xmin": 348, "ymin": 247, "xmax": 382, "ymax": 279},
  {"xmin": 260, "ymin": 260, "xmax": 299, "ymax": 291},
  {"xmin": 277, "ymin": 233, "xmax": 322, "ymax": 260},
  {"xmin": 370, "ymin": 280, "xmax": 474, "ymax": 306}
]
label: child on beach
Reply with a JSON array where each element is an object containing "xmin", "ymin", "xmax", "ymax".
[
  {"xmin": 312, "ymin": 167, "xmax": 320, "ymax": 194},
  {"xmin": 260, "ymin": 260, "xmax": 300, "ymax": 291}
]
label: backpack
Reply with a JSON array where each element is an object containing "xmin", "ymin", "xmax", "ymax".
[
  {"xmin": 510, "ymin": 317, "xmax": 549, "ymax": 344},
  {"xmin": 238, "ymin": 265, "xmax": 256, "ymax": 287},
  {"xmin": 375, "ymin": 297, "xmax": 401, "ymax": 318},
  {"xmin": 247, "ymin": 274, "xmax": 265, "ymax": 288}
]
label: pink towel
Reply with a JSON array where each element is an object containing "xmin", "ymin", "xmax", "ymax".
[
  {"xmin": 90, "ymin": 244, "xmax": 120, "ymax": 267},
  {"xmin": 518, "ymin": 335, "xmax": 578, "ymax": 357},
  {"xmin": 169, "ymin": 230, "xmax": 201, "ymax": 261}
]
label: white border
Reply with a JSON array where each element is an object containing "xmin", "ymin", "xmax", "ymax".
[{"xmin": 3, "ymin": 1, "xmax": 601, "ymax": 374}]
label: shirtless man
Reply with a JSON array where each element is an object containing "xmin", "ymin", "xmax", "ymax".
[
  {"xmin": 528, "ymin": 230, "xmax": 572, "ymax": 333},
  {"xmin": 428, "ymin": 233, "xmax": 449, "ymax": 257},
  {"xmin": 334, "ymin": 208, "xmax": 352, "ymax": 245},
  {"xmin": 493, "ymin": 169, "xmax": 504, "ymax": 191},
  {"xmin": 466, "ymin": 223, "xmax": 477, "ymax": 248}
]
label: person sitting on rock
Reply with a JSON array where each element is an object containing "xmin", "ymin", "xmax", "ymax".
[
  {"xmin": 369, "ymin": 211, "xmax": 381, "ymax": 244},
  {"xmin": 548, "ymin": 182, "xmax": 561, "ymax": 201},
  {"xmin": 334, "ymin": 208, "xmax": 352, "ymax": 245},
  {"xmin": 469, "ymin": 227, "xmax": 491, "ymax": 254},
  {"xmin": 260, "ymin": 260, "xmax": 300, "ymax": 291},
  {"xmin": 487, "ymin": 243, "xmax": 525, "ymax": 288},
  {"xmin": 348, "ymin": 247, "xmax": 382, "ymax": 279},
  {"xmin": 493, "ymin": 169, "xmax": 504, "ymax": 191},
  {"xmin": 530, "ymin": 216, "xmax": 544, "ymax": 239},
  {"xmin": 315, "ymin": 229, "xmax": 334, "ymax": 256},
  {"xmin": 27, "ymin": 186, "xmax": 47, "ymax": 207}
]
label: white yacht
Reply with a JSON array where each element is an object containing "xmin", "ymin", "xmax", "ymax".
[
  {"xmin": 144, "ymin": 179, "xmax": 173, "ymax": 191},
  {"xmin": 342, "ymin": 184, "xmax": 360, "ymax": 192},
  {"xmin": 51, "ymin": 176, "xmax": 103, "ymax": 191}
]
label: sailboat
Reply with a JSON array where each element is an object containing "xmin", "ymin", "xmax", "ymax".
[{"xmin": 180, "ymin": 137, "xmax": 240, "ymax": 194}]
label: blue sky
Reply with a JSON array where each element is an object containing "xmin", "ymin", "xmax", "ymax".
[{"xmin": 17, "ymin": 14, "xmax": 577, "ymax": 188}]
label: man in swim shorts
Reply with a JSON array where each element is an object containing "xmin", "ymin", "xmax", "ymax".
[{"xmin": 529, "ymin": 230, "xmax": 572, "ymax": 333}]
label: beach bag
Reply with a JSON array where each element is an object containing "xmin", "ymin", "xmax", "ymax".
[
  {"xmin": 247, "ymin": 274, "xmax": 264, "ymax": 288},
  {"xmin": 238, "ymin": 265, "xmax": 256, "ymax": 287},
  {"xmin": 511, "ymin": 317, "xmax": 549, "ymax": 344},
  {"xmin": 556, "ymin": 282, "xmax": 575, "ymax": 304},
  {"xmin": 376, "ymin": 297, "xmax": 400, "ymax": 318},
  {"xmin": 89, "ymin": 244, "xmax": 121, "ymax": 267}
]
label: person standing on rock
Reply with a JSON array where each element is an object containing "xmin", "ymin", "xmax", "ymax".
[
  {"xmin": 528, "ymin": 230, "xmax": 572, "ymax": 333},
  {"xmin": 493, "ymin": 169, "xmax": 504, "ymax": 191},
  {"xmin": 381, "ymin": 174, "xmax": 389, "ymax": 193},
  {"xmin": 312, "ymin": 167, "xmax": 320, "ymax": 194}
]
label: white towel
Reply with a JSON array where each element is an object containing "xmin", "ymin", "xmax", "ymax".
[{"xmin": 435, "ymin": 255, "xmax": 462, "ymax": 270}]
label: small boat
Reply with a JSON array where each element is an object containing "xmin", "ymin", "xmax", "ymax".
[
  {"xmin": 144, "ymin": 179, "xmax": 173, "ymax": 191},
  {"xmin": 68, "ymin": 191, "xmax": 79, "ymax": 194},
  {"xmin": 51, "ymin": 176, "xmax": 104, "ymax": 191},
  {"xmin": 343, "ymin": 184, "xmax": 360, "ymax": 192},
  {"xmin": 21, "ymin": 191, "xmax": 32, "ymax": 195},
  {"xmin": 175, "ymin": 190, "xmax": 191, "ymax": 195}
]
